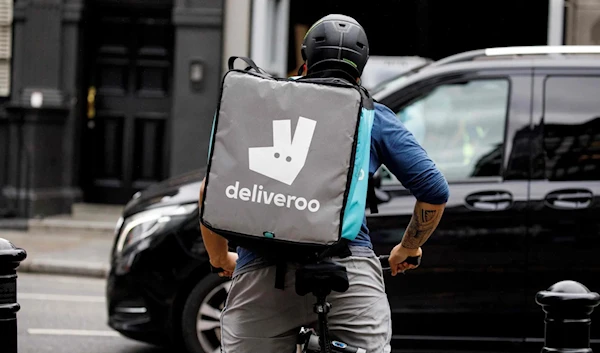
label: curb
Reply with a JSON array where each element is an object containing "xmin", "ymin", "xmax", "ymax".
[
  {"xmin": 27, "ymin": 218, "xmax": 117, "ymax": 236},
  {"xmin": 0, "ymin": 219, "xmax": 117, "ymax": 236},
  {"xmin": 0, "ymin": 218, "xmax": 29, "ymax": 230},
  {"xmin": 18, "ymin": 259, "xmax": 109, "ymax": 279}
]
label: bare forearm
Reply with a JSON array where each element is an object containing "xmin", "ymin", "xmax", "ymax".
[
  {"xmin": 400, "ymin": 201, "xmax": 445, "ymax": 249},
  {"xmin": 200, "ymin": 222, "xmax": 229, "ymax": 263},
  {"xmin": 198, "ymin": 178, "xmax": 229, "ymax": 263}
]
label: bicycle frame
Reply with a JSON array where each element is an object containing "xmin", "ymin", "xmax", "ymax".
[{"xmin": 297, "ymin": 255, "xmax": 419, "ymax": 353}]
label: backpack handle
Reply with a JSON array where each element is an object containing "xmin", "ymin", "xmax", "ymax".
[{"xmin": 228, "ymin": 56, "xmax": 261, "ymax": 72}]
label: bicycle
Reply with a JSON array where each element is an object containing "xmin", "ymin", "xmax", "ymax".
[
  {"xmin": 295, "ymin": 254, "xmax": 421, "ymax": 353},
  {"xmin": 212, "ymin": 253, "xmax": 420, "ymax": 352}
]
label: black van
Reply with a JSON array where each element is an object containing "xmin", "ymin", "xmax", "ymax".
[{"xmin": 106, "ymin": 46, "xmax": 600, "ymax": 353}]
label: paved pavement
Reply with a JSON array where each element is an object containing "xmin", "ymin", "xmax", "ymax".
[
  {"xmin": 1, "ymin": 228, "xmax": 114, "ymax": 278},
  {"xmin": 0, "ymin": 203, "xmax": 122, "ymax": 278}
]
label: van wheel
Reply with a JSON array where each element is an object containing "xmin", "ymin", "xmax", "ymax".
[{"xmin": 181, "ymin": 275, "xmax": 232, "ymax": 353}]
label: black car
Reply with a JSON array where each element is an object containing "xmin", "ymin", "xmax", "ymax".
[{"xmin": 107, "ymin": 46, "xmax": 600, "ymax": 353}]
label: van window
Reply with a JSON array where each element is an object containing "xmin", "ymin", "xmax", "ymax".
[
  {"xmin": 543, "ymin": 76, "xmax": 600, "ymax": 181},
  {"xmin": 384, "ymin": 79, "xmax": 509, "ymax": 183}
]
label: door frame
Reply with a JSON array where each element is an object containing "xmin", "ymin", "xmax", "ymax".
[
  {"xmin": 249, "ymin": 0, "xmax": 290, "ymax": 77},
  {"xmin": 78, "ymin": 0, "xmax": 175, "ymax": 203}
]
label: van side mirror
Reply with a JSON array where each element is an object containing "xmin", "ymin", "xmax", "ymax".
[
  {"xmin": 370, "ymin": 172, "xmax": 382, "ymax": 189},
  {"xmin": 367, "ymin": 172, "xmax": 390, "ymax": 208},
  {"xmin": 371, "ymin": 167, "xmax": 386, "ymax": 187}
]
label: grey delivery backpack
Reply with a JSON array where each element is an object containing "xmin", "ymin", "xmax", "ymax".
[{"xmin": 200, "ymin": 57, "xmax": 376, "ymax": 273}]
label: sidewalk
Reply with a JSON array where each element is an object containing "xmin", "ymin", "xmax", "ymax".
[
  {"xmin": 0, "ymin": 229, "xmax": 114, "ymax": 278},
  {"xmin": 0, "ymin": 203, "xmax": 122, "ymax": 279}
]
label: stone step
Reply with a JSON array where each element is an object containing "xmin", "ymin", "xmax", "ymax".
[{"xmin": 71, "ymin": 203, "xmax": 124, "ymax": 222}]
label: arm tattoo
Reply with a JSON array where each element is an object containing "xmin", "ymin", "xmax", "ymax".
[{"xmin": 401, "ymin": 203, "xmax": 444, "ymax": 249}]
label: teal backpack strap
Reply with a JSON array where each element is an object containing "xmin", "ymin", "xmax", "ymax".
[{"xmin": 340, "ymin": 97, "xmax": 375, "ymax": 242}]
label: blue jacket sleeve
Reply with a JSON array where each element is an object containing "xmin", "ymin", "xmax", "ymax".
[{"xmin": 371, "ymin": 103, "xmax": 449, "ymax": 204}]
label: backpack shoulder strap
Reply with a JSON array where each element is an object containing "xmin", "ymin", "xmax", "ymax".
[
  {"xmin": 359, "ymin": 85, "xmax": 374, "ymax": 109},
  {"xmin": 360, "ymin": 86, "xmax": 376, "ymax": 214}
]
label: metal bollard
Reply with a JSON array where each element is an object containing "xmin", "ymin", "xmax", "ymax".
[
  {"xmin": 536, "ymin": 280, "xmax": 600, "ymax": 353},
  {"xmin": 0, "ymin": 238, "xmax": 27, "ymax": 353}
]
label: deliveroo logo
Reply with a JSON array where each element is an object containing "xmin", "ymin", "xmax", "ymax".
[
  {"xmin": 248, "ymin": 117, "xmax": 317, "ymax": 185},
  {"xmin": 224, "ymin": 116, "xmax": 321, "ymax": 213}
]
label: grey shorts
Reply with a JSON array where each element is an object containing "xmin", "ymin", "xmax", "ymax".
[{"xmin": 220, "ymin": 254, "xmax": 392, "ymax": 353}]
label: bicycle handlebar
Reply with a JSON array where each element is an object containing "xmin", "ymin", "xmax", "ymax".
[
  {"xmin": 212, "ymin": 255, "xmax": 422, "ymax": 275},
  {"xmin": 378, "ymin": 254, "xmax": 421, "ymax": 273}
]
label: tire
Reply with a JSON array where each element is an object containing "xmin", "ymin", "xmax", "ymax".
[{"xmin": 181, "ymin": 274, "xmax": 232, "ymax": 353}]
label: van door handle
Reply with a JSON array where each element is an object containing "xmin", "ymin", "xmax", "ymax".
[
  {"xmin": 545, "ymin": 190, "xmax": 593, "ymax": 210},
  {"xmin": 466, "ymin": 191, "xmax": 513, "ymax": 211}
]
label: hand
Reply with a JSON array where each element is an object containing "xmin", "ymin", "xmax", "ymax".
[
  {"xmin": 389, "ymin": 244, "xmax": 422, "ymax": 276},
  {"xmin": 211, "ymin": 252, "xmax": 238, "ymax": 278}
]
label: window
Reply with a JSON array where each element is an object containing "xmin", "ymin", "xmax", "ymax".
[
  {"xmin": 383, "ymin": 79, "xmax": 509, "ymax": 183},
  {"xmin": 543, "ymin": 76, "xmax": 600, "ymax": 181},
  {"xmin": 0, "ymin": 0, "xmax": 11, "ymax": 97}
]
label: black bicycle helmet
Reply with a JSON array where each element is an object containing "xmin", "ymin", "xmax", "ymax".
[{"xmin": 301, "ymin": 14, "xmax": 369, "ymax": 79}]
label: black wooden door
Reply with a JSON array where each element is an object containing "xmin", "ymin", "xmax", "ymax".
[{"xmin": 82, "ymin": 2, "xmax": 174, "ymax": 204}]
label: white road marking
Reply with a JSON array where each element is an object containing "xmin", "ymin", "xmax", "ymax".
[
  {"xmin": 19, "ymin": 293, "xmax": 105, "ymax": 303},
  {"xmin": 27, "ymin": 329, "xmax": 120, "ymax": 337}
]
